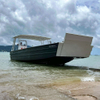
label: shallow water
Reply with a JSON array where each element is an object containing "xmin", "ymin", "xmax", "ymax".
[
  {"xmin": 67, "ymin": 56, "xmax": 100, "ymax": 69},
  {"xmin": 0, "ymin": 52, "xmax": 100, "ymax": 100}
]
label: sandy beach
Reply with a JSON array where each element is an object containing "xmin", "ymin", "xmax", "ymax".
[
  {"xmin": 0, "ymin": 74, "xmax": 100, "ymax": 100},
  {"xmin": 1, "ymin": 81, "xmax": 100, "ymax": 100},
  {"xmin": 53, "ymin": 81, "xmax": 100, "ymax": 100}
]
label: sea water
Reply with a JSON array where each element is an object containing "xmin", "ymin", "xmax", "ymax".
[{"xmin": 0, "ymin": 52, "xmax": 100, "ymax": 100}]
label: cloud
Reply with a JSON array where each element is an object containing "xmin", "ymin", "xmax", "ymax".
[
  {"xmin": 63, "ymin": 0, "xmax": 77, "ymax": 14},
  {"xmin": 76, "ymin": 0, "xmax": 100, "ymax": 13},
  {"xmin": 0, "ymin": 0, "xmax": 100, "ymax": 47}
]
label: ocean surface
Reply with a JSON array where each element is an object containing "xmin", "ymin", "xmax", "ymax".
[{"xmin": 0, "ymin": 52, "xmax": 100, "ymax": 100}]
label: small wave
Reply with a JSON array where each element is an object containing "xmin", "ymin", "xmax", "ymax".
[
  {"xmin": 30, "ymin": 97, "xmax": 39, "ymax": 100},
  {"xmin": 81, "ymin": 77, "xmax": 95, "ymax": 82},
  {"xmin": 16, "ymin": 94, "xmax": 25, "ymax": 100}
]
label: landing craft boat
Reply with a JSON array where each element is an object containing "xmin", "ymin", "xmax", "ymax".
[{"xmin": 10, "ymin": 33, "xmax": 93, "ymax": 65}]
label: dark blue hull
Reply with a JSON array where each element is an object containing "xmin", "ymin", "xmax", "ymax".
[{"xmin": 10, "ymin": 43, "xmax": 73, "ymax": 65}]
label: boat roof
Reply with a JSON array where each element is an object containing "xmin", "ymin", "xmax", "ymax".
[{"xmin": 13, "ymin": 35, "xmax": 51, "ymax": 41}]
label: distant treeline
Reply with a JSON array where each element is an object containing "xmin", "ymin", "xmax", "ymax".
[
  {"xmin": 0, "ymin": 45, "xmax": 30, "ymax": 52},
  {"xmin": 0, "ymin": 45, "xmax": 16, "ymax": 52}
]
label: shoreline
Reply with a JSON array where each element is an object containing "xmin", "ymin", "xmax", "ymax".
[{"xmin": 0, "ymin": 77, "xmax": 100, "ymax": 100}]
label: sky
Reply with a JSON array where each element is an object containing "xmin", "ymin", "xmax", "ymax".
[{"xmin": 0, "ymin": 0, "xmax": 100, "ymax": 51}]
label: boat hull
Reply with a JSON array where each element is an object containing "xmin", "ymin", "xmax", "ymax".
[
  {"xmin": 10, "ymin": 33, "xmax": 93, "ymax": 65},
  {"xmin": 10, "ymin": 43, "xmax": 74, "ymax": 65}
]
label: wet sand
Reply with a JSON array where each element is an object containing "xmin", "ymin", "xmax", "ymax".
[
  {"xmin": 0, "ymin": 73, "xmax": 100, "ymax": 100},
  {"xmin": 53, "ymin": 81, "xmax": 100, "ymax": 100},
  {"xmin": 0, "ymin": 79, "xmax": 100, "ymax": 100},
  {"xmin": 0, "ymin": 82, "xmax": 74, "ymax": 100}
]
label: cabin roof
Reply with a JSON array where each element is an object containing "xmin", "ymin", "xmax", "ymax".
[{"xmin": 13, "ymin": 35, "xmax": 51, "ymax": 41}]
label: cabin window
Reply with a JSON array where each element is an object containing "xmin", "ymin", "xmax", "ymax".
[{"xmin": 18, "ymin": 40, "xmax": 27, "ymax": 50}]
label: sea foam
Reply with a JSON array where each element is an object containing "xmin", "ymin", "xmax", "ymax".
[{"xmin": 81, "ymin": 77, "xmax": 95, "ymax": 82}]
